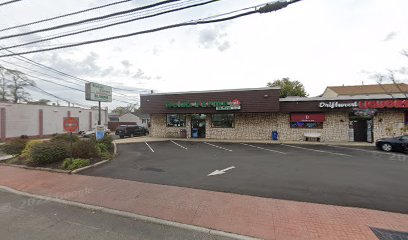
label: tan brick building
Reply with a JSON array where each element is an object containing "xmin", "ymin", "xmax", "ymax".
[{"xmin": 140, "ymin": 86, "xmax": 408, "ymax": 143}]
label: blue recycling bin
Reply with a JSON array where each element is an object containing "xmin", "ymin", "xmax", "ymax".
[
  {"xmin": 192, "ymin": 128, "xmax": 199, "ymax": 138},
  {"xmin": 272, "ymin": 131, "xmax": 278, "ymax": 141}
]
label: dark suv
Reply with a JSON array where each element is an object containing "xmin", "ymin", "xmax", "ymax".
[{"xmin": 115, "ymin": 125, "xmax": 148, "ymax": 139}]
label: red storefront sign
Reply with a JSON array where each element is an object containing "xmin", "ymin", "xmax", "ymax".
[
  {"xmin": 359, "ymin": 100, "xmax": 408, "ymax": 109},
  {"xmin": 290, "ymin": 113, "xmax": 326, "ymax": 122}
]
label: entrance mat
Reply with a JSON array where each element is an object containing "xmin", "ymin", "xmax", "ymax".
[{"xmin": 370, "ymin": 227, "xmax": 408, "ymax": 240}]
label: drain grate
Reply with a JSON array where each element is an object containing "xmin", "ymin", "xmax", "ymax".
[
  {"xmin": 371, "ymin": 227, "xmax": 408, "ymax": 240},
  {"xmin": 139, "ymin": 167, "xmax": 165, "ymax": 172}
]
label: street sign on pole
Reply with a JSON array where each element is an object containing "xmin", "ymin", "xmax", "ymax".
[{"xmin": 63, "ymin": 117, "xmax": 79, "ymax": 133}]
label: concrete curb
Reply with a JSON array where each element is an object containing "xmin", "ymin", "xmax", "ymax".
[
  {"xmin": 0, "ymin": 155, "xmax": 14, "ymax": 161},
  {"xmin": 71, "ymin": 160, "xmax": 110, "ymax": 174},
  {"xmin": 0, "ymin": 162, "xmax": 71, "ymax": 174},
  {"xmin": 113, "ymin": 137, "xmax": 375, "ymax": 147},
  {"xmin": 0, "ymin": 186, "xmax": 259, "ymax": 240},
  {"xmin": 72, "ymin": 142, "xmax": 117, "ymax": 174}
]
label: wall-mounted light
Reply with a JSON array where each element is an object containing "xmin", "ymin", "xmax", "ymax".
[{"xmin": 264, "ymin": 94, "xmax": 268, "ymax": 98}]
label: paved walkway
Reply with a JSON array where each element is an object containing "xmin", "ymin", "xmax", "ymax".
[
  {"xmin": 114, "ymin": 136, "xmax": 375, "ymax": 147},
  {"xmin": 0, "ymin": 166, "xmax": 407, "ymax": 240}
]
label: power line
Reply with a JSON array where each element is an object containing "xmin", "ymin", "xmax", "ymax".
[
  {"xmin": 0, "ymin": 0, "xmax": 303, "ymax": 57},
  {"xmin": 0, "ymin": 47, "xmax": 150, "ymax": 93},
  {"xmin": 0, "ymin": 0, "xmax": 21, "ymax": 7},
  {"xmin": 0, "ymin": 58, "xmax": 143, "ymax": 104},
  {"xmin": 0, "ymin": 0, "xmax": 133, "ymax": 33},
  {"xmin": 1, "ymin": 0, "xmax": 216, "ymax": 51},
  {"xmin": 1, "ymin": 61, "xmax": 139, "ymax": 105},
  {"xmin": 0, "ymin": 0, "xmax": 181, "ymax": 40}
]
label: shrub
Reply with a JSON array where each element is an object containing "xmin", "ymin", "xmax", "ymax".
[
  {"xmin": 27, "ymin": 141, "xmax": 69, "ymax": 166},
  {"xmin": 2, "ymin": 138, "xmax": 28, "ymax": 155},
  {"xmin": 72, "ymin": 140, "xmax": 98, "ymax": 159},
  {"xmin": 51, "ymin": 134, "xmax": 79, "ymax": 143},
  {"xmin": 62, "ymin": 158, "xmax": 90, "ymax": 170},
  {"xmin": 92, "ymin": 134, "xmax": 114, "ymax": 152},
  {"xmin": 100, "ymin": 151, "xmax": 112, "ymax": 160},
  {"xmin": 96, "ymin": 142, "xmax": 108, "ymax": 153},
  {"xmin": 21, "ymin": 140, "xmax": 43, "ymax": 159}
]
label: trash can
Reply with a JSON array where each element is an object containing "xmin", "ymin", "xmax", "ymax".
[
  {"xmin": 180, "ymin": 129, "xmax": 187, "ymax": 138},
  {"xmin": 192, "ymin": 128, "xmax": 198, "ymax": 138},
  {"xmin": 272, "ymin": 131, "xmax": 278, "ymax": 141}
]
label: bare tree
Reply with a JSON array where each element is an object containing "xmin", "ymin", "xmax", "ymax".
[
  {"xmin": 6, "ymin": 69, "xmax": 35, "ymax": 103},
  {"xmin": 0, "ymin": 65, "xmax": 10, "ymax": 102}
]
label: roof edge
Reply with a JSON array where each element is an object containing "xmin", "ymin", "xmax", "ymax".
[{"xmin": 140, "ymin": 87, "xmax": 280, "ymax": 96}]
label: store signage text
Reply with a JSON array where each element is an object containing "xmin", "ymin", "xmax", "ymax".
[
  {"xmin": 319, "ymin": 101, "xmax": 358, "ymax": 109},
  {"xmin": 319, "ymin": 100, "xmax": 408, "ymax": 109},
  {"xmin": 166, "ymin": 99, "xmax": 241, "ymax": 111},
  {"xmin": 358, "ymin": 100, "xmax": 408, "ymax": 109}
]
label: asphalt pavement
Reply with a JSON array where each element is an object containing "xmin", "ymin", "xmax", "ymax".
[
  {"xmin": 0, "ymin": 189, "xmax": 235, "ymax": 240},
  {"xmin": 81, "ymin": 141, "xmax": 408, "ymax": 213}
]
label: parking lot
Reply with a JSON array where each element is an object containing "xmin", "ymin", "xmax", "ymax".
[{"xmin": 81, "ymin": 141, "xmax": 408, "ymax": 214}]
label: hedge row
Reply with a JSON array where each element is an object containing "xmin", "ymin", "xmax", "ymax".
[{"xmin": 2, "ymin": 134, "xmax": 114, "ymax": 168}]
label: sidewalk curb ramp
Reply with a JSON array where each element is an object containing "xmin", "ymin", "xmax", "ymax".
[{"xmin": 0, "ymin": 186, "xmax": 259, "ymax": 240}]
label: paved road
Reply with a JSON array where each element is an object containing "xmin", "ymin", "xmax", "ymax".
[
  {"xmin": 0, "ymin": 189, "xmax": 234, "ymax": 240},
  {"xmin": 81, "ymin": 141, "xmax": 408, "ymax": 213}
]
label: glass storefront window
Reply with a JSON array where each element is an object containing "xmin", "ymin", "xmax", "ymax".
[
  {"xmin": 166, "ymin": 114, "xmax": 186, "ymax": 127},
  {"xmin": 290, "ymin": 122, "xmax": 323, "ymax": 129},
  {"xmin": 212, "ymin": 114, "xmax": 234, "ymax": 128}
]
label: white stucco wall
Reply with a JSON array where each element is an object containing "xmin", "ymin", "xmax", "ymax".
[
  {"xmin": 118, "ymin": 113, "xmax": 148, "ymax": 127},
  {"xmin": 0, "ymin": 103, "xmax": 107, "ymax": 139}
]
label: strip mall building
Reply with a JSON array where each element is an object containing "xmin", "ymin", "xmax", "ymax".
[{"xmin": 140, "ymin": 84, "xmax": 408, "ymax": 143}]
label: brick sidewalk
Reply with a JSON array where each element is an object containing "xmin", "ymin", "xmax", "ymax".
[{"xmin": 0, "ymin": 166, "xmax": 407, "ymax": 240}]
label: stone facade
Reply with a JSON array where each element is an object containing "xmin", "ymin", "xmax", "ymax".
[
  {"xmin": 151, "ymin": 112, "xmax": 351, "ymax": 141},
  {"xmin": 150, "ymin": 111, "xmax": 406, "ymax": 142},
  {"xmin": 373, "ymin": 111, "xmax": 405, "ymax": 140}
]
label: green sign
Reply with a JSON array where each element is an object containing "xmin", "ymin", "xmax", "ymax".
[{"xmin": 166, "ymin": 99, "xmax": 241, "ymax": 110}]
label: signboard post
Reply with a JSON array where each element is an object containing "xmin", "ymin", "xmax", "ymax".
[
  {"xmin": 85, "ymin": 82, "xmax": 112, "ymax": 126},
  {"xmin": 63, "ymin": 117, "xmax": 79, "ymax": 161}
]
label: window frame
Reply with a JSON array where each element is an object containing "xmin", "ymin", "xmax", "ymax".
[
  {"xmin": 211, "ymin": 113, "xmax": 235, "ymax": 128},
  {"xmin": 166, "ymin": 114, "xmax": 186, "ymax": 127},
  {"xmin": 290, "ymin": 122, "xmax": 323, "ymax": 129}
]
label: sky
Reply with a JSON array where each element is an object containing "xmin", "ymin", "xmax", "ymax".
[{"xmin": 0, "ymin": 0, "xmax": 407, "ymax": 109}]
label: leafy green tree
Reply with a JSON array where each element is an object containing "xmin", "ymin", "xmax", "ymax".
[{"xmin": 267, "ymin": 77, "xmax": 308, "ymax": 98}]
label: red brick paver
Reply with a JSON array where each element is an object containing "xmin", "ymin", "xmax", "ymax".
[{"xmin": 0, "ymin": 166, "xmax": 407, "ymax": 240}]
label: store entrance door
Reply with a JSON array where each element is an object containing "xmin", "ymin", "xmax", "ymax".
[
  {"xmin": 191, "ymin": 114, "xmax": 206, "ymax": 138},
  {"xmin": 353, "ymin": 120, "xmax": 368, "ymax": 142}
]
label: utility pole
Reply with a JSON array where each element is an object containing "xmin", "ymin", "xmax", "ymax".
[{"xmin": 98, "ymin": 101, "xmax": 101, "ymax": 125}]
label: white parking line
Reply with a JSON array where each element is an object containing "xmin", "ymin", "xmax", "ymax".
[
  {"xmin": 170, "ymin": 140, "xmax": 187, "ymax": 150},
  {"xmin": 280, "ymin": 144, "xmax": 352, "ymax": 157},
  {"xmin": 203, "ymin": 142, "xmax": 232, "ymax": 152},
  {"xmin": 145, "ymin": 142, "xmax": 154, "ymax": 152},
  {"xmin": 240, "ymin": 143, "xmax": 286, "ymax": 154},
  {"xmin": 327, "ymin": 145, "xmax": 396, "ymax": 155}
]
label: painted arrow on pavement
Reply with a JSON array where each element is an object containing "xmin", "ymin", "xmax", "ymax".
[{"xmin": 208, "ymin": 166, "xmax": 235, "ymax": 176}]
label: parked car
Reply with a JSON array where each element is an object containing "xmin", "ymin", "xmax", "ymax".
[
  {"xmin": 80, "ymin": 127, "xmax": 111, "ymax": 138},
  {"xmin": 115, "ymin": 125, "xmax": 148, "ymax": 138},
  {"xmin": 375, "ymin": 135, "xmax": 408, "ymax": 152}
]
